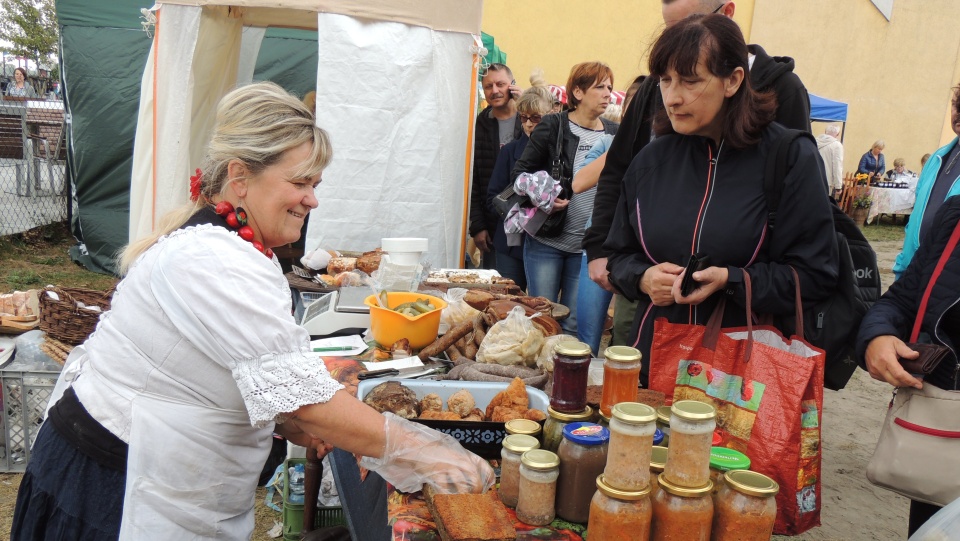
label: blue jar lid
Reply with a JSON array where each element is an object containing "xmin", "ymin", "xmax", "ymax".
[
  {"xmin": 562, "ymin": 422, "xmax": 610, "ymax": 445},
  {"xmin": 653, "ymin": 428, "xmax": 664, "ymax": 446}
]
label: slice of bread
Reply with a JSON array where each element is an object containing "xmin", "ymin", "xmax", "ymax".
[{"xmin": 424, "ymin": 488, "xmax": 515, "ymax": 541}]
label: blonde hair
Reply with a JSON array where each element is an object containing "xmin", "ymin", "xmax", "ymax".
[
  {"xmin": 602, "ymin": 103, "xmax": 623, "ymax": 122},
  {"xmin": 529, "ymin": 68, "xmax": 548, "ymax": 89},
  {"xmin": 872, "ymin": 140, "xmax": 885, "ymax": 151},
  {"xmin": 119, "ymin": 82, "xmax": 332, "ymax": 274},
  {"xmin": 893, "ymin": 157, "xmax": 905, "ymax": 168},
  {"xmin": 517, "ymin": 86, "xmax": 553, "ymax": 116},
  {"xmin": 302, "ymin": 90, "xmax": 317, "ymax": 114}
]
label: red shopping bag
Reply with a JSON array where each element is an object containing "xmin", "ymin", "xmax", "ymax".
[{"xmin": 649, "ymin": 272, "xmax": 825, "ymax": 535}]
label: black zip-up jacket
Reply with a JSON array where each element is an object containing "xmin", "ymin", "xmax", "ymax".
[
  {"xmin": 604, "ymin": 122, "xmax": 838, "ymax": 384},
  {"xmin": 583, "ymin": 44, "xmax": 812, "ymax": 261},
  {"xmin": 856, "ymin": 196, "xmax": 960, "ymax": 391},
  {"xmin": 470, "ymin": 106, "xmax": 522, "ymax": 236}
]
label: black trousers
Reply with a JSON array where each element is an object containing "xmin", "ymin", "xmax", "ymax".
[{"xmin": 908, "ymin": 499, "xmax": 942, "ymax": 537}]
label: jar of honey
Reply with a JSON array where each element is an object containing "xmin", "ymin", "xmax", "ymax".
[
  {"xmin": 599, "ymin": 346, "xmax": 642, "ymax": 417},
  {"xmin": 651, "ymin": 473, "xmax": 714, "ymax": 541},
  {"xmin": 499, "ymin": 434, "xmax": 540, "ymax": 508},
  {"xmin": 663, "ymin": 400, "xmax": 716, "ymax": 488},
  {"xmin": 542, "ymin": 405, "xmax": 593, "ymax": 453},
  {"xmin": 649, "ymin": 445, "xmax": 668, "ymax": 499},
  {"xmin": 516, "ymin": 450, "xmax": 561, "ymax": 526},
  {"xmin": 587, "ymin": 475, "xmax": 652, "ymax": 541},
  {"xmin": 712, "ymin": 470, "xmax": 778, "ymax": 541},
  {"xmin": 604, "ymin": 402, "xmax": 657, "ymax": 492},
  {"xmin": 551, "ymin": 341, "xmax": 592, "ymax": 413}
]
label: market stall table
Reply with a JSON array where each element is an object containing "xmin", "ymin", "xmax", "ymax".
[{"xmin": 867, "ymin": 184, "xmax": 915, "ymax": 224}]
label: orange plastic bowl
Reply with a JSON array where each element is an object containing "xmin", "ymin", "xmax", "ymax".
[{"xmin": 363, "ymin": 292, "xmax": 448, "ymax": 350}]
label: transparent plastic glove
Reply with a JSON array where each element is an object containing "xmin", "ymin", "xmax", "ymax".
[{"xmin": 358, "ymin": 412, "xmax": 495, "ymax": 494}]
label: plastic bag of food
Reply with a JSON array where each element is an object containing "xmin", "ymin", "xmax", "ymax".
[
  {"xmin": 439, "ymin": 288, "xmax": 480, "ymax": 329},
  {"xmin": 536, "ymin": 334, "xmax": 579, "ymax": 373},
  {"xmin": 476, "ymin": 306, "xmax": 544, "ymax": 367},
  {"xmin": 910, "ymin": 496, "xmax": 960, "ymax": 540}
]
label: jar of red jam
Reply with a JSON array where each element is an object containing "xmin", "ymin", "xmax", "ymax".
[
  {"xmin": 551, "ymin": 341, "xmax": 592, "ymax": 413},
  {"xmin": 651, "ymin": 473, "xmax": 713, "ymax": 541},
  {"xmin": 599, "ymin": 346, "xmax": 642, "ymax": 417},
  {"xmin": 712, "ymin": 470, "xmax": 778, "ymax": 541},
  {"xmin": 587, "ymin": 475, "xmax": 652, "ymax": 541}
]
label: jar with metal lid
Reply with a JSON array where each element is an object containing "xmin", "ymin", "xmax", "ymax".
[
  {"xmin": 505, "ymin": 418, "xmax": 542, "ymax": 440},
  {"xmin": 651, "ymin": 473, "xmax": 714, "ymax": 541},
  {"xmin": 656, "ymin": 405, "xmax": 672, "ymax": 447},
  {"xmin": 649, "ymin": 445, "xmax": 668, "ymax": 499},
  {"xmin": 712, "ymin": 470, "xmax": 778, "ymax": 541},
  {"xmin": 499, "ymin": 434, "xmax": 540, "ymax": 508},
  {"xmin": 588, "ymin": 475, "xmax": 652, "ymax": 540},
  {"xmin": 597, "ymin": 410, "xmax": 610, "ymax": 428},
  {"xmin": 663, "ymin": 400, "xmax": 716, "ymax": 488},
  {"xmin": 599, "ymin": 346, "xmax": 642, "ymax": 417},
  {"xmin": 708, "ymin": 447, "xmax": 751, "ymax": 495},
  {"xmin": 604, "ymin": 402, "xmax": 657, "ymax": 491},
  {"xmin": 556, "ymin": 422, "xmax": 610, "ymax": 523},
  {"xmin": 551, "ymin": 341, "xmax": 592, "ymax": 412},
  {"xmin": 516, "ymin": 449, "xmax": 560, "ymax": 526},
  {"xmin": 542, "ymin": 405, "xmax": 593, "ymax": 452}
]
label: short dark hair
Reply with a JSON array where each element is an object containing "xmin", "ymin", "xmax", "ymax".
[
  {"xmin": 13, "ymin": 67, "xmax": 27, "ymax": 79},
  {"xmin": 952, "ymin": 83, "xmax": 960, "ymax": 115},
  {"xmin": 566, "ymin": 62, "xmax": 614, "ymax": 111},
  {"xmin": 649, "ymin": 14, "xmax": 775, "ymax": 149}
]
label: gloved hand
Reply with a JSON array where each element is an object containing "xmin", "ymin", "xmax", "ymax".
[{"xmin": 358, "ymin": 412, "xmax": 495, "ymax": 494}]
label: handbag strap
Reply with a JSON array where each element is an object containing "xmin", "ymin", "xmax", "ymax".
[{"xmin": 910, "ymin": 217, "xmax": 960, "ymax": 341}]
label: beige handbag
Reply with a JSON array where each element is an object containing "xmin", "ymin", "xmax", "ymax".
[{"xmin": 866, "ymin": 217, "xmax": 960, "ymax": 506}]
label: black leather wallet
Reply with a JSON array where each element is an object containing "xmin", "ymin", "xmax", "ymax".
[{"xmin": 899, "ymin": 342, "xmax": 952, "ymax": 375}]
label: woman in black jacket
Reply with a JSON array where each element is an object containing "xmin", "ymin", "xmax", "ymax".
[
  {"xmin": 856, "ymin": 195, "xmax": 960, "ymax": 535},
  {"xmin": 604, "ymin": 14, "xmax": 838, "ymax": 385}
]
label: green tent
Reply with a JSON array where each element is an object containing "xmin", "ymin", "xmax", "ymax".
[{"xmin": 480, "ymin": 32, "xmax": 506, "ymax": 67}]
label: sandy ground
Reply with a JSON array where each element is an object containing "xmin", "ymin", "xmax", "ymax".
[{"xmin": 0, "ymin": 241, "xmax": 912, "ymax": 541}]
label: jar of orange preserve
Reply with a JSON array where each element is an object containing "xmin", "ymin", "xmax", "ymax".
[
  {"xmin": 711, "ymin": 470, "xmax": 778, "ymax": 541},
  {"xmin": 588, "ymin": 474, "xmax": 652, "ymax": 541}
]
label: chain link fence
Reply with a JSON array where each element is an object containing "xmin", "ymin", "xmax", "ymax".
[{"xmin": 0, "ymin": 98, "xmax": 67, "ymax": 237}]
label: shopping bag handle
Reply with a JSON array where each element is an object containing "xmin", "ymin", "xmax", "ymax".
[{"xmin": 703, "ymin": 271, "xmax": 755, "ymax": 361}]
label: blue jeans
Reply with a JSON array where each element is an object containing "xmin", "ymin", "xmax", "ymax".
[
  {"xmin": 576, "ymin": 252, "xmax": 614, "ymax": 355},
  {"xmin": 523, "ymin": 236, "xmax": 580, "ymax": 334},
  {"xmin": 495, "ymin": 250, "xmax": 527, "ymax": 291}
]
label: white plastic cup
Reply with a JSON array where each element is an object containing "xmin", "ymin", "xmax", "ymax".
[{"xmin": 381, "ymin": 238, "xmax": 428, "ymax": 266}]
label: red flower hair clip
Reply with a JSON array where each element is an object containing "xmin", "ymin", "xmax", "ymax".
[{"xmin": 189, "ymin": 168, "xmax": 203, "ymax": 201}]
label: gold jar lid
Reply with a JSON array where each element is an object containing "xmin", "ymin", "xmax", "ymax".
[
  {"xmin": 596, "ymin": 475, "xmax": 651, "ymax": 500},
  {"xmin": 612, "ymin": 402, "xmax": 656, "ymax": 424},
  {"xmin": 657, "ymin": 473, "xmax": 713, "ymax": 497},
  {"xmin": 604, "ymin": 346, "xmax": 642, "ymax": 363},
  {"xmin": 656, "ymin": 405, "xmax": 672, "ymax": 424},
  {"xmin": 671, "ymin": 400, "xmax": 716, "ymax": 421},
  {"xmin": 724, "ymin": 470, "xmax": 779, "ymax": 497},
  {"xmin": 650, "ymin": 445, "xmax": 669, "ymax": 472},
  {"xmin": 505, "ymin": 418, "xmax": 542, "ymax": 436},
  {"xmin": 547, "ymin": 405, "xmax": 594, "ymax": 422},
  {"xmin": 521, "ymin": 449, "xmax": 560, "ymax": 470},
  {"xmin": 554, "ymin": 341, "xmax": 592, "ymax": 357},
  {"xmin": 503, "ymin": 434, "xmax": 540, "ymax": 453}
]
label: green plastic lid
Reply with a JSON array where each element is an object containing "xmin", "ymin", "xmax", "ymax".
[{"xmin": 709, "ymin": 447, "xmax": 751, "ymax": 471}]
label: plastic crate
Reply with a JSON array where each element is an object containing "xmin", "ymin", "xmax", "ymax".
[
  {"xmin": 282, "ymin": 458, "xmax": 345, "ymax": 540},
  {"xmin": 0, "ymin": 363, "xmax": 59, "ymax": 472}
]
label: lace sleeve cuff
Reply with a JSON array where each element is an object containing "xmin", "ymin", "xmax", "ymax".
[{"xmin": 233, "ymin": 350, "xmax": 345, "ymax": 427}]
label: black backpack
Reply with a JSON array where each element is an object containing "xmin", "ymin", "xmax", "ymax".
[{"xmin": 763, "ymin": 129, "xmax": 881, "ymax": 390}]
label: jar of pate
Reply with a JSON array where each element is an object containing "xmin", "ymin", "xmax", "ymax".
[
  {"xmin": 588, "ymin": 474, "xmax": 652, "ymax": 541},
  {"xmin": 604, "ymin": 402, "xmax": 657, "ymax": 491},
  {"xmin": 712, "ymin": 470, "xmax": 778, "ymax": 541},
  {"xmin": 651, "ymin": 473, "xmax": 714, "ymax": 541},
  {"xmin": 663, "ymin": 400, "xmax": 716, "ymax": 488},
  {"xmin": 499, "ymin": 434, "xmax": 540, "ymax": 508},
  {"xmin": 516, "ymin": 449, "xmax": 560, "ymax": 526}
]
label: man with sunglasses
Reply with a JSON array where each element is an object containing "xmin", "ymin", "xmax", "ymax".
[
  {"xmin": 470, "ymin": 63, "xmax": 522, "ymax": 269},
  {"xmin": 583, "ymin": 0, "xmax": 813, "ymax": 346}
]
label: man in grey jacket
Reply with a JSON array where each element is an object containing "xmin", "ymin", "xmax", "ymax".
[{"xmin": 817, "ymin": 125, "xmax": 844, "ymax": 197}]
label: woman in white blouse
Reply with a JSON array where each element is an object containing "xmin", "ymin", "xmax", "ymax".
[{"xmin": 12, "ymin": 82, "xmax": 493, "ymax": 540}]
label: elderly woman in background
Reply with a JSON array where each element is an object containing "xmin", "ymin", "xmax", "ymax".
[
  {"xmin": 858, "ymin": 139, "xmax": 886, "ymax": 179},
  {"xmin": 6, "ymin": 67, "xmax": 37, "ymax": 98},
  {"xmin": 886, "ymin": 157, "xmax": 916, "ymax": 181},
  {"xmin": 604, "ymin": 14, "xmax": 837, "ymax": 384},
  {"xmin": 511, "ymin": 62, "xmax": 619, "ymax": 335},
  {"xmin": 12, "ymin": 82, "xmax": 492, "ymax": 540}
]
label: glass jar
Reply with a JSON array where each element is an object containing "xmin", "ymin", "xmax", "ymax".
[
  {"xmin": 663, "ymin": 400, "xmax": 716, "ymax": 488},
  {"xmin": 551, "ymin": 341, "xmax": 592, "ymax": 412},
  {"xmin": 505, "ymin": 418, "xmax": 542, "ymax": 440},
  {"xmin": 499, "ymin": 434, "xmax": 540, "ymax": 508},
  {"xmin": 604, "ymin": 402, "xmax": 657, "ymax": 492},
  {"xmin": 708, "ymin": 447, "xmax": 751, "ymax": 495},
  {"xmin": 656, "ymin": 405, "xmax": 671, "ymax": 447},
  {"xmin": 651, "ymin": 473, "xmax": 714, "ymax": 541},
  {"xmin": 542, "ymin": 405, "xmax": 593, "ymax": 453},
  {"xmin": 597, "ymin": 410, "xmax": 611, "ymax": 428},
  {"xmin": 599, "ymin": 346, "xmax": 643, "ymax": 417},
  {"xmin": 649, "ymin": 445, "xmax": 668, "ymax": 499},
  {"xmin": 712, "ymin": 470, "xmax": 778, "ymax": 541},
  {"xmin": 556, "ymin": 422, "xmax": 610, "ymax": 523},
  {"xmin": 588, "ymin": 474, "xmax": 652, "ymax": 541},
  {"xmin": 516, "ymin": 449, "xmax": 560, "ymax": 526}
]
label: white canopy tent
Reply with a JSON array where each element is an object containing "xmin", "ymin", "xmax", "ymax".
[{"xmin": 130, "ymin": 0, "xmax": 483, "ymax": 267}]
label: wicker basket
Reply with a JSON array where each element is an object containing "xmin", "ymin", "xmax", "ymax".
[{"xmin": 39, "ymin": 286, "xmax": 114, "ymax": 345}]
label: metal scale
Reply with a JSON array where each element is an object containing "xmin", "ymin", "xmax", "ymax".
[{"xmin": 299, "ymin": 287, "xmax": 371, "ymax": 337}]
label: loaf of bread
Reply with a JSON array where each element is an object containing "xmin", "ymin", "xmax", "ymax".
[
  {"xmin": 356, "ymin": 249, "xmax": 383, "ymax": 274},
  {"xmin": 427, "ymin": 491, "xmax": 515, "ymax": 541},
  {"xmin": 326, "ymin": 257, "xmax": 357, "ymax": 274}
]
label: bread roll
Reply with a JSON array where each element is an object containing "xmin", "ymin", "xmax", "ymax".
[{"xmin": 327, "ymin": 257, "xmax": 357, "ymax": 274}]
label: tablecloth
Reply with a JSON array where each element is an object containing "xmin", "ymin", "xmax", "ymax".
[{"xmin": 867, "ymin": 186, "xmax": 915, "ymax": 224}]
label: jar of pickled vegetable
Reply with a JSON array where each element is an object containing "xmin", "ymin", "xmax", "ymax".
[
  {"xmin": 551, "ymin": 341, "xmax": 592, "ymax": 412},
  {"xmin": 506, "ymin": 418, "xmax": 542, "ymax": 440},
  {"xmin": 708, "ymin": 447, "xmax": 751, "ymax": 495},
  {"xmin": 604, "ymin": 402, "xmax": 657, "ymax": 492},
  {"xmin": 516, "ymin": 449, "xmax": 561, "ymax": 526},
  {"xmin": 588, "ymin": 475, "xmax": 652, "ymax": 541},
  {"xmin": 651, "ymin": 473, "xmax": 713, "ymax": 541},
  {"xmin": 663, "ymin": 401, "xmax": 716, "ymax": 488},
  {"xmin": 556, "ymin": 422, "xmax": 610, "ymax": 523},
  {"xmin": 599, "ymin": 346, "xmax": 642, "ymax": 417},
  {"xmin": 499, "ymin": 434, "xmax": 540, "ymax": 508},
  {"xmin": 649, "ymin": 445, "xmax": 668, "ymax": 499},
  {"xmin": 542, "ymin": 405, "xmax": 593, "ymax": 453},
  {"xmin": 712, "ymin": 470, "xmax": 778, "ymax": 541},
  {"xmin": 656, "ymin": 405, "xmax": 671, "ymax": 447}
]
